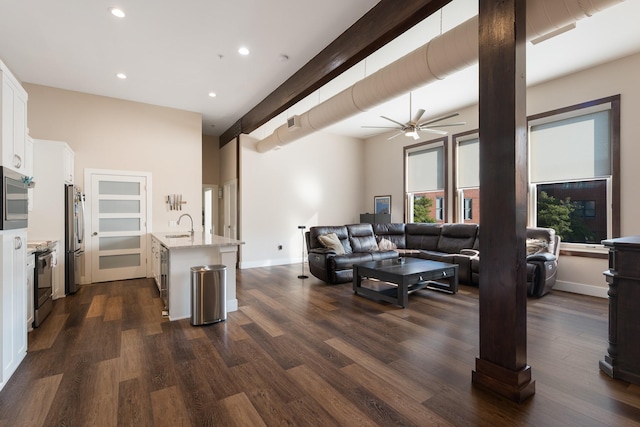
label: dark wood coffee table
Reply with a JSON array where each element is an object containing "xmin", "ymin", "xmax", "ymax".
[{"xmin": 353, "ymin": 257, "xmax": 458, "ymax": 308}]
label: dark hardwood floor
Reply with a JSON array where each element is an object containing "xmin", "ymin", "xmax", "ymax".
[{"xmin": 1, "ymin": 264, "xmax": 640, "ymax": 426}]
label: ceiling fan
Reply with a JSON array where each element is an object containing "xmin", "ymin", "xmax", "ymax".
[{"xmin": 363, "ymin": 93, "xmax": 465, "ymax": 140}]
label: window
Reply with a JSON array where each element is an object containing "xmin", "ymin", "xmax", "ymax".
[
  {"xmin": 453, "ymin": 131, "xmax": 480, "ymax": 223},
  {"xmin": 528, "ymin": 95, "xmax": 620, "ymax": 249},
  {"xmin": 405, "ymin": 138, "xmax": 447, "ymax": 223},
  {"xmin": 463, "ymin": 198, "xmax": 473, "ymax": 220},
  {"xmin": 577, "ymin": 200, "xmax": 597, "ymax": 218},
  {"xmin": 436, "ymin": 197, "xmax": 444, "ymax": 221}
]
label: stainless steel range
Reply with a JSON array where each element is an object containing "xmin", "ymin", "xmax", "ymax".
[{"xmin": 28, "ymin": 240, "xmax": 56, "ymax": 327}]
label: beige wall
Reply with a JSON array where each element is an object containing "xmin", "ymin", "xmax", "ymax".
[
  {"xmin": 239, "ymin": 131, "xmax": 365, "ymax": 268},
  {"xmin": 202, "ymin": 134, "xmax": 220, "ymax": 185},
  {"xmin": 220, "ymin": 139, "xmax": 237, "ymax": 184},
  {"xmin": 24, "ymin": 83, "xmax": 203, "ymax": 235}
]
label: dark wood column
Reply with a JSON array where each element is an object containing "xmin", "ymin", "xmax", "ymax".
[{"xmin": 472, "ymin": 0, "xmax": 535, "ymax": 402}]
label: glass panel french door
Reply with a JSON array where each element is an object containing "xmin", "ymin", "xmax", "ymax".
[{"xmin": 91, "ymin": 174, "xmax": 147, "ymax": 282}]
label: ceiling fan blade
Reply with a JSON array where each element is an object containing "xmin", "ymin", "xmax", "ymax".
[
  {"xmin": 419, "ymin": 128, "xmax": 449, "ymax": 135},
  {"xmin": 387, "ymin": 131, "xmax": 405, "ymax": 140},
  {"xmin": 418, "ymin": 122, "xmax": 466, "ymax": 129},
  {"xmin": 380, "ymin": 115, "xmax": 407, "ymax": 127},
  {"xmin": 418, "ymin": 112, "xmax": 460, "ymax": 127},
  {"xmin": 410, "ymin": 108, "xmax": 425, "ymax": 125},
  {"xmin": 361, "ymin": 125, "xmax": 402, "ymax": 129}
]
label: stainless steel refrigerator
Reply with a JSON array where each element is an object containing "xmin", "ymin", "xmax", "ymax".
[{"xmin": 65, "ymin": 184, "xmax": 85, "ymax": 294}]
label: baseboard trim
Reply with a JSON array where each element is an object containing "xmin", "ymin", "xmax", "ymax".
[
  {"xmin": 237, "ymin": 263, "xmax": 610, "ymax": 300},
  {"xmin": 553, "ymin": 280, "xmax": 608, "ymax": 298},
  {"xmin": 227, "ymin": 299, "xmax": 238, "ymax": 312},
  {"xmin": 240, "ymin": 258, "xmax": 303, "ymax": 269}
]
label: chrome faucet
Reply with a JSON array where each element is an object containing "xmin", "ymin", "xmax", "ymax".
[{"xmin": 177, "ymin": 213, "xmax": 194, "ymax": 236}]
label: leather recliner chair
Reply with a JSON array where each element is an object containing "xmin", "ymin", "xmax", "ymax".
[{"xmin": 470, "ymin": 227, "xmax": 560, "ymax": 297}]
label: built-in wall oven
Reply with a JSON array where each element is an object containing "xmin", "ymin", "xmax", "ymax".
[
  {"xmin": 1, "ymin": 166, "xmax": 28, "ymax": 230},
  {"xmin": 29, "ymin": 241, "xmax": 55, "ymax": 327}
]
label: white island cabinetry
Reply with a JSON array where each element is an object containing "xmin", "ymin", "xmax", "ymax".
[
  {"xmin": 0, "ymin": 229, "xmax": 27, "ymax": 392},
  {"xmin": 151, "ymin": 232, "xmax": 243, "ymax": 321}
]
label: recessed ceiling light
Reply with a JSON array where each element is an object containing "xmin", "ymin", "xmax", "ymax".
[
  {"xmin": 116, "ymin": 73, "xmax": 127, "ymax": 79},
  {"xmin": 109, "ymin": 7, "xmax": 125, "ymax": 18},
  {"xmin": 238, "ymin": 47, "xmax": 250, "ymax": 56},
  {"xmin": 208, "ymin": 92, "xmax": 217, "ymax": 98}
]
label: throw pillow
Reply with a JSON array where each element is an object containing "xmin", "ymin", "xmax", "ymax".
[
  {"xmin": 526, "ymin": 238, "xmax": 548, "ymax": 256},
  {"xmin": 378, "ymin": 238, "xmax": 397, "ymax": 251},
  {"xmin": 318, "ymin": 233, "xmax": 346, "ymax": 255}
]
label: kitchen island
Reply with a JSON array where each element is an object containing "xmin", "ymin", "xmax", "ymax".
[{"xmin": 152, "ymin": 232, "xmax": 244, "ymax": 321}]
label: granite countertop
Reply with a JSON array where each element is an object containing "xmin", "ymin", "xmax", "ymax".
[{"xmin": 152, "ymin": 232, "xmax": 244, "ymax": 249}]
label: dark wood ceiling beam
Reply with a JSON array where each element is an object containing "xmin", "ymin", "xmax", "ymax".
[{"xmin": 220, "ymin": 0, "xmax": 453, "ymax": 146}]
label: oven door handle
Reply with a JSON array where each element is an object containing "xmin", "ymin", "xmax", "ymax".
[{"xmin": 37, "ymin": 253, "xmax": 53, "ymax": 271}]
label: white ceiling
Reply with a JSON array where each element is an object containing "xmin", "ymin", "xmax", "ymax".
[
  {"xmin": 1, "ymin": 0, "xmax": 639, "ymax": 140},
  {"xmin": 0, "ymin": 0, "xmax": 378, "ymax": 136},
  {"xmin": 324, "ymin": 0, "xmax": 640, "ymax": 139}
]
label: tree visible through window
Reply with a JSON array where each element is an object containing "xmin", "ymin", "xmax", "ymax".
[
  {"xmin": 536, "ymin": 181, "xmax": 606, "ymax": 243},
  {"xmin": 413, "ymin": 196, "xmax": 437, "ymax": 223}
]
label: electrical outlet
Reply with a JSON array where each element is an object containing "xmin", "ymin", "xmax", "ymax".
[
  {"xmin": 278, "ymin": 244, "xmax": 283, "ymax": 250},
  {"xmin": 169, "ymin": 220, "xmax": 177, "ymax": 227}
]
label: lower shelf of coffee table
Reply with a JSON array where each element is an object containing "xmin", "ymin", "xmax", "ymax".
[{"xmin": 356, "ymin": 279, "xmax": 451, "ymax": 306}]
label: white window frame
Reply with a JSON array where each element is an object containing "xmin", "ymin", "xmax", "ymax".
[
  {"xmin": 527, "ymin": 99, "xmax": 616, "ymax": 255},
  {"xmin": 463, "ymin": 197, "xmax": 473, "ymax": 221},
  {"xmin": 436, "ymin": 196, "xmax": 445, "ymax": 221},
  {"xmin": 404, "ymin": 138, "xmax": 447, "ymax": 223},
  {"xmin": 453, "ymin": 131, "xmax": 479, "ymax": 223}
]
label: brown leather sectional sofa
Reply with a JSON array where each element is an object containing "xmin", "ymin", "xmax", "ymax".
[{"xmin": 306, "ymin": 222, "xmax": 559, "ymax": 297}]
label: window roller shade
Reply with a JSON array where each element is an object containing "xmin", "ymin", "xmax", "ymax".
[
  {"xmin": 457, "ymin": 138, "xmax": 479, "ymax": 188},
  {"xmin": 530, "ymin": 110, "xmax": 610, "ymax": 183},
  {"xmin": 407, "ymin": 146, "xmax": 443, "ymax": 192}
]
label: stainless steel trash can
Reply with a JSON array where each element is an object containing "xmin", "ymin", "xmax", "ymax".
[{"xmin": 190, "ymin": 265, "xmax": 227, "ymax": 326}]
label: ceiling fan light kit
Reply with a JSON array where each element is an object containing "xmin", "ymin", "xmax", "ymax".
[{"xmin": 405, "ymin": 130, "xmax": 420, "ymax": 140}]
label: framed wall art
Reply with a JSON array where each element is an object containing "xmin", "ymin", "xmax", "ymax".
[{"xmin": 374, "ymin": 195, "xmax": 391, "ymax": 214}]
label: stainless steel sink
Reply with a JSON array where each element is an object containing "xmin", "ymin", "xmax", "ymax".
[{"xmin": 165, "ymin": 233, "xmax": 191, "ymax": 238}]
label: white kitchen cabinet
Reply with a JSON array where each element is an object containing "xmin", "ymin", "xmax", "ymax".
[
  {"xmin": 26, "ymin": 252, "xmax": 34, "ymax": 332},
  {"xmin": 28, "ymin": 140, "xmax": 73, "ymax": 299},
  {"xmin": 25, "ymin": 135, "xmax": 34, "ymax": 211},
  {"xmin": 0, "ymin": 229, "xmax": 28, "ymax": 392},
  {"xmin": 63, "ymin": 144, "xmax": 74, "ymax": 184},
  {"xmin": 24, "ymin": 135, "xmax": 33, "ymax": 177},
  {"xmin": 0, "ymin": 60, "xmax": 28, "ymax": 175}
]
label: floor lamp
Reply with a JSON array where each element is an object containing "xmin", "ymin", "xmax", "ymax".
[{"xmin": 298, "ymin": 225, "xmax": 309, "ymax": 279}]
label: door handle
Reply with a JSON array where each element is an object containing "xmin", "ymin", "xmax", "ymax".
[{"xmin": 92, "ymin": 232, "xmax": 98, "ymax": 236}]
